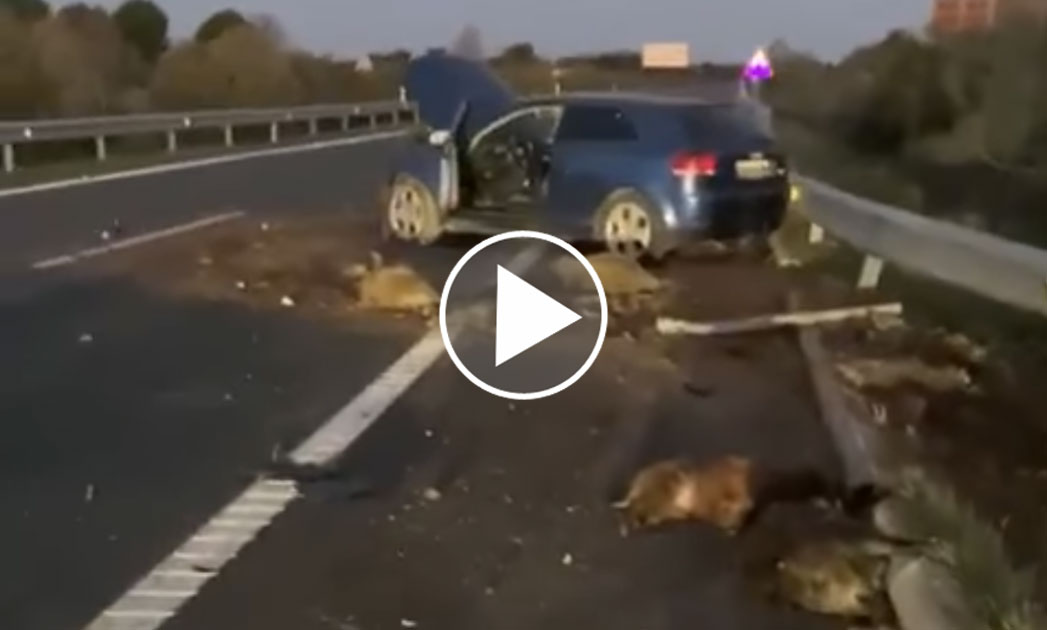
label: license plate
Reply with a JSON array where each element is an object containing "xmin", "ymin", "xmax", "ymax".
[{"xmin": 735, "ymin": 158, "xmax": 773, "ymax": 180}]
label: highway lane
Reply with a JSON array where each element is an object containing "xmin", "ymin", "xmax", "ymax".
[
  {"xmin": 0, "ymin": 123, "xmax": 858, "ymax": 630},
  {"xmin": 161, "ymin": 274, "xmax": 851, "ymax": 630},
  {"xmin": 0, "ymin": 136, "xmax": 420, "ymax": 630},
  {"xmin": 0, "ymin": 132, "xmax": 405, "ymax": 271}
]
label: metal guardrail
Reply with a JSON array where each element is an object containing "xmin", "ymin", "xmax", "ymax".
[
  {"xmin": 794, "ymin": 175, "xmax": 1047, "ymax": 317},
  {"xmin": 0, "ymin": 99, "xmax": 417, "ymax": 172},
  {"xmin": 739, "ymin": 95, "xmax": 1047, "ymax": 317}
]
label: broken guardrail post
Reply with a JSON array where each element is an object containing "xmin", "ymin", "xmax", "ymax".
[
  {"xmin": 808, "ymin": 223, "xmax": 825, "ymax": 244},
  {"xmin": 857, "ymin": 255, "xmax": 885, "ymax": 289},
  {"xmin": 94, "ymin": 135, "xmax": 107, "ymax": 162},
  {"xmin": 3, "ymin": 143, "xmax": 14, "ymax": 173}
]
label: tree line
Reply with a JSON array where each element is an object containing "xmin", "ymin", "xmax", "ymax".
[{"xmin": 0, "ymin": 0, "xmax": 406, "ymax": 118}]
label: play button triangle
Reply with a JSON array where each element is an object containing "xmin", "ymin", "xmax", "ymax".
[{"xmin": 495, "ymin": 265, "xmax": 582, "ymax": 367}]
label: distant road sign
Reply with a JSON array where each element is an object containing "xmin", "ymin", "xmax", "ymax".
[
  {"xmin": 743, "ymin": 47, "xmax": 773, "ymax": 81},
  {"xmin": 642, "ymin": 42, "xmax": 690, "ymax": 69}
]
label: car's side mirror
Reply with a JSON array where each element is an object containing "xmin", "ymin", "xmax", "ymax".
[{"xmin": 428, "ymin": 129, "xmax": 451, "ymax": 146}]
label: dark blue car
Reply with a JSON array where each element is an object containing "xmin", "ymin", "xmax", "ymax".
[{"xmin": 384, "ymin": 50, "xmax": 790, "ymax": 259}]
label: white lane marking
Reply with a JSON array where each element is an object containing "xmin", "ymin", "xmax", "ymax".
[
  {"xmin": 84, "ymin": 243, "xmax": 542, "ymax": 630},
  {"xmin": 127, "ymin": 590, "xmax": 198, "ymax": 598},
  {"xmin": 32, "ymin": 211, "xmax": 244, "ymax": 270},
  {"xmin": 101, "ymin": 611, "xmax": 174, "ymax": 619},
  {"xmin": 0, "ymin": 130, "xmax": 406, "ymax": 201}
]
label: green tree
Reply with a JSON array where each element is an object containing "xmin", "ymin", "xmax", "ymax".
[
  {"xmin": 0, "ymin": 0, "xmax": 49, "ymax": 21},
  {"xmin": 112, "ymin": 0, "xmax": 168, "ymax": 64},
  {"xmin": 497, "ymin": 42, "xmax": 536, "ymax": 64},
  {"xmin": 194, "ymin": 8, "xmax": 245, "ymax": 44}
]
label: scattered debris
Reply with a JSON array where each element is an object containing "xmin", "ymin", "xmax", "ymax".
[
  {"xmin": 561, "ymin": 552, "xmax": 573, "ymax": 566},
  {"xmin": 657, "ymin": 302, "xmax": 903, "ymax": 337},
  {"xmin": 400, "ymin": 619, "xmax": 417, "ymax": 628},
  {"xmin": 342, "ymin": 263, "xmax": 368, "ymax": 280},
  {"xmin": 260, "ymin": 222, "xmax": 271, "ymax": 232},
  {"xmin": 613, "ymin": 456, "xmax": 754, "ymax": 535},
  {"xmin": 197, "ymin": 255, "xmax": 214, "ymax": 267},
  {"xmin": 422, "ymin": 487, "xmax": 441, "ymax": 502},
  {"xmin": 235, "ymin": 280, "xmax": 247, "ymax": 291},
  {"xmin": 78, "ymin": 333, "xmax": 94, "ymax": 344},
  {"xmin": 280, "ymin": 295, "xmax": 296, "ymax": 308},
  {"xmin": 836, "ymin": 358, "xmax": 971, "ymax": 393},
  {"xmin": 682, "ymin": 381, "xmax": 714, "ymax": 398},
  {"xmin": 369, "ymin": 250, "xmax": 384, "ymax": 270}
]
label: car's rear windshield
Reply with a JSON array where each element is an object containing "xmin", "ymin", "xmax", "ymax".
[{"xmin": 675, "ymin": 104, "xmax": 770, "ymax": 146}]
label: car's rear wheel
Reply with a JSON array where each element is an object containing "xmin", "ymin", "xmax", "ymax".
[
  {"xmin": 385, "ymin": 176, "xmax": 443, "ymax": 245},
  {"xmin": 597, "ymin": 191, "xmax": 664, "ymax": 260}
]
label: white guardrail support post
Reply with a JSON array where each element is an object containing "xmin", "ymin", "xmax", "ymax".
[
  {"xmin": 857, "ymin": 255, "xmax": 885, "ymax": 290},
  {"xmin": 309, "ymin": 118, "xmax": 319, "ymax": 136},
  {"xmin": 341, "ymin": 116, "xmax": 349, "ymax": 132},
  {"xmin": 269, "ymin": 121, "xmax": 279, "ymax": 144},
  {"xmin": 3, "ymin": 143, "xmax": 13, "ymax": 173},
  {"xmin": 94, "ymin": 135, "xmax": 106, "ymax": 162},
  {"xmin": 808, "ymin": 223, "xmax": 825, "ymax": 244},
  {"xmin": 224, "ymin": 125, "xmax": 234, "ymax": 148},
  {"xmin": 166, "ymin": 130, "xmax": 177, "ymax": 153}
]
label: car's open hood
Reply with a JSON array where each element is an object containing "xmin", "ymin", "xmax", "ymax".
[{"xmin": 404, "ymin": 50, "xmax": 516, "ymax": 142}]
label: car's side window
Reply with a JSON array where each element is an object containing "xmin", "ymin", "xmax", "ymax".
[
  {"xmin": 555, "ymin": 105, "xmax": 638, "ymax": 142},
  {"xmin": 472, "ymin": 107, "xmax": 561, "ymax": 154}
]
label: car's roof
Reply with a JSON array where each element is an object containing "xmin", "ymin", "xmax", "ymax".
[{"xmin": 518, "ymin": 91, "xmax": 734, "ymax": 109}]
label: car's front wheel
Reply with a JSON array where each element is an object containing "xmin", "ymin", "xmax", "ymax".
[
  {"xmin": 596, "ymin": 191, "xmax": 666, "ymax": 260},
  {"xmin": 385, "ymin": 175, "xmax": 443, "ymax": 245}
]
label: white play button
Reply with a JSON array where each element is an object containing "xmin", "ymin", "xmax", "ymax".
[
  {"xmin": 439, "ymin": 230, "xmax": 608, "ymax": 401},
  {"xmin": 495, "ymin": 265, "xmax": 582, "ymax": 366}
]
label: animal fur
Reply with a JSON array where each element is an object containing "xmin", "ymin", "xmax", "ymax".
[
  {"xmin": 613, "ymin": 456, "xmax": 755, "ymax": 535},
  {"xmin": 614, "ymin": 457, "xmax": 888, "ymax": 536}
]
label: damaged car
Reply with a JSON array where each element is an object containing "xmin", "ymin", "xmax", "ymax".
[{"xmin": 383, "ymin": 50, "xmax": 791, "ymax": 259}]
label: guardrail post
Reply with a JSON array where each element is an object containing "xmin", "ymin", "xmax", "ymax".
[
  {"xmin": 341, "ymin": 116, "xmax": 349, "ymax": 132},
  {"xmin": 554, "ymin": 81, "xmax": 562, "ymax": 95},
  {"xmin": 269, "ymin": 121, "xmax": 279, "ymax": 144},
  {"xmin": 2, "ymin": 144, "xmax": 13, "ymax": 173},
  {"xmin": 166, "ymin": 130, "xmax": 177, "ymax": 153},
  {"xmin": 369, "ymin": 114, "xmax": 377, "ymax": 129},
  {"xmin": 398, "ymin": 86, "xmax": 406, "ymax": 104},
  {"xmin": 224, "ymin": 125, "xmax": 234, "ymax": 148},
  {"xmin": 808, "ymin": 223, "xmax": 825, "ymax": 244},
  {"xmin": 94, "ymin": 136, "xmax": 107, "ymax": 162},
  {"xmin": 857, "ymin": 255, "xmax": 885, "ymax": 290},
  {"xmin": 308, "ymin": 118, "xmax": 318, "ymax": 136}
]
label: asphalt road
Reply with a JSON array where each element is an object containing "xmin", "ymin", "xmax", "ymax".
[{"xmin": 0, "ymin": 132, "xmax": 856, "ymax": 630}]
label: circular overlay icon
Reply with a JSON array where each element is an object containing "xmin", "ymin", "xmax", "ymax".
[{"xmin": 439, "ymin": 231, "xmax": 608, "ymax": 401}]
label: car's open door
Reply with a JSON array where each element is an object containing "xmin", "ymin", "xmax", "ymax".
[{"xmin": 434, "ymin": 100, "xmax": 469, "ymax": 212}]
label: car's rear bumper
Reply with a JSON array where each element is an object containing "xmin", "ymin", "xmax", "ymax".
[{"xmin": 663, "ymin": 188, "xmax": 787, "ymax": 250}]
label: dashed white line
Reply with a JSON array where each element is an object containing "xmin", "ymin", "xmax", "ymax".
[
  {"xmin": 32, "ymin": 211, "xmax": 245, "ymax": 270},
  {"xmin": 83, "ymin": 242, "xmax": 542, "ymax": 630}
]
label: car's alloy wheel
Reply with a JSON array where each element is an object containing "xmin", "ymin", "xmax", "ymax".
[
  {"xmin": 387, "ymin": 181, "xmax": 427, "ymax": 241},
  {"xmin": 603, "ymin": 201, "xmax": 653, "ymax": 259}
]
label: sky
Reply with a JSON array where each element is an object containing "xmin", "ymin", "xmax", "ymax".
[{"xmin": 65, "ymin": 0, "xmax": 929, "ymax": 63}]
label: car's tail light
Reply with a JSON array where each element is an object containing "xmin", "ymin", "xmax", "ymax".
[{"xmin": 670, "ymin": 152, "xmax": 718, "ymax": 177}]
